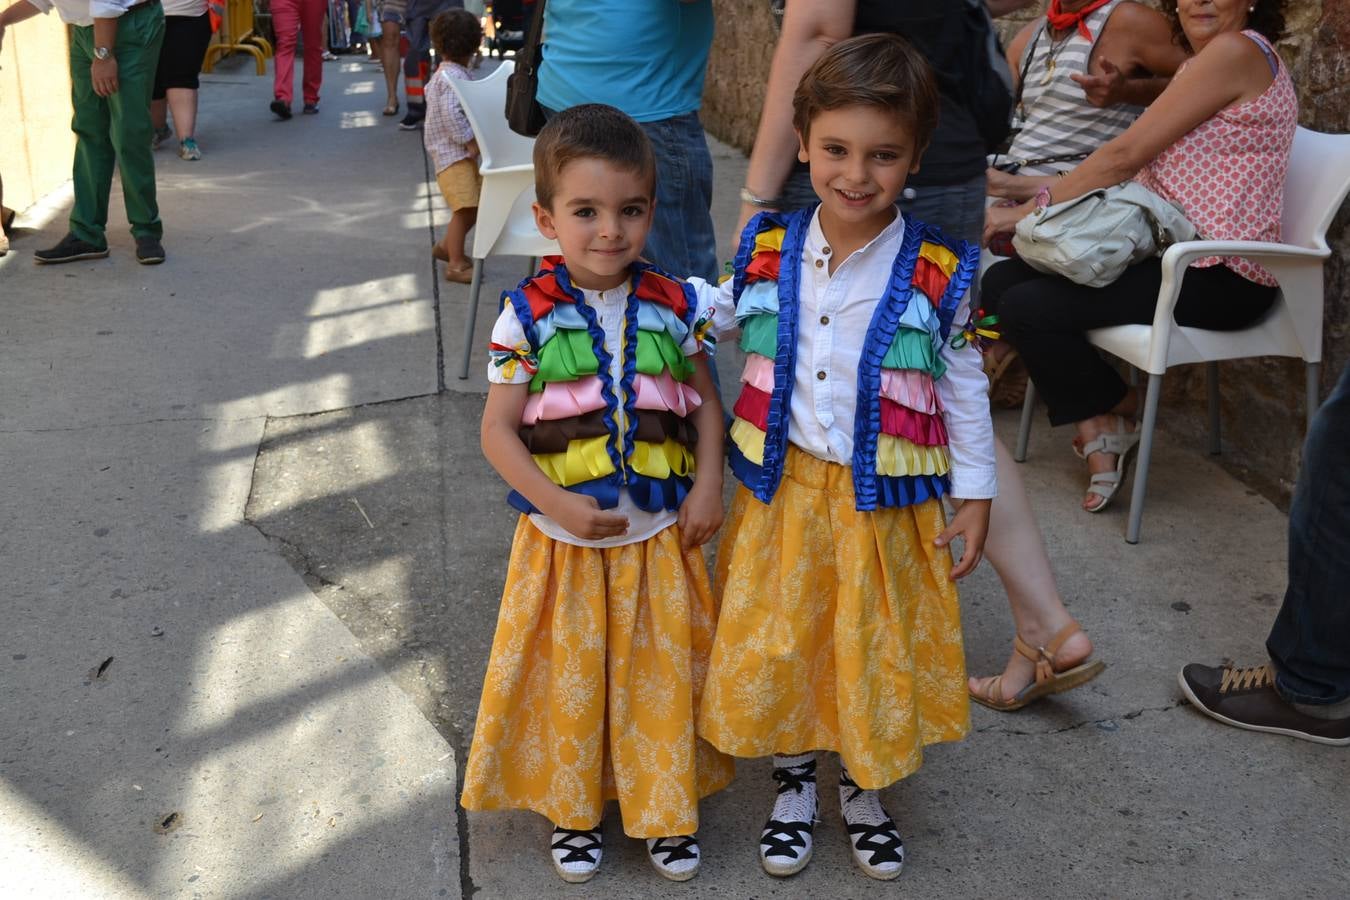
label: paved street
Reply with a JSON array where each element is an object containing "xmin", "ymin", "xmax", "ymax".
[{"xmin": 1, "ymin": 56, "xmax": 1346, "ymax": 899}]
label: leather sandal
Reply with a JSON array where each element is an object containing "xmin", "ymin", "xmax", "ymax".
[
  {"xmin": 382, "ymin": 101, "xmax": 399, "ymax": 117},
  {"xmin": 445, "ymin": 262, "xmax": 474, "ymax": 284},
  {"xmin": 971, "ymin": 620, "xmax": 1105, "ymax": 711},
  {"xmin": 1073, "ymin": 415, "xmax": 1141, "ymax": 513}
]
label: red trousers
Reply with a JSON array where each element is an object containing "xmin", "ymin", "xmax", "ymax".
[{"xmin": 271, "ymin": 0, "xmax": 325, "ymax": 106}]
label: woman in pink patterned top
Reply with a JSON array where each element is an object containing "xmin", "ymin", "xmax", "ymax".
[{"xmin": 981, "ymin": 0, "xmax": 1296, "ymax": 514}]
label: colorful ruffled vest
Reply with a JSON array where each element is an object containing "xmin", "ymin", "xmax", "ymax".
[
  {"xmin": 726, "ymin": 208, "xmax": 979, "ymax": 512},
  {"xmin": 491, "ymin": 258, "xmax": 708, "ymax": 516}
]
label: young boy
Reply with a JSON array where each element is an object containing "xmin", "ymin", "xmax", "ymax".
[
  {"xmin": 423, "ymin": 8, "xmax": 481, "ymax": 282},
  {"xmin": 690, "ymin": 34, "xmax": 996, "ymax": 880},
  {"xmin": 459, "ymin": 104, "xmax": 733, "ymax": 884}
]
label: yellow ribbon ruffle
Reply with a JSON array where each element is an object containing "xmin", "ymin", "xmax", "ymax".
[
  {"xmin": 876, "ymin": 434, "xmax": 950, "ymax": 478},
  {"xmin": 533, "ymin": 435, "xmax": 616, "ymax": 486},
  {"xmin": 729, "ymin": 416, "xmax": 766, "ymax": 466},
  {"xmin": 628, "ymin": 439, "xmax": 695, "ymax": 480},
  {"xmin": 533, "ymin": 435, "xmax": 694, "ymax": 486},
  {"xmin": 919, "ymin": 241, "xmax": 959, "ymax": 276},
  {"xmin": 754, "ymin": 226, "xmax": 786, "ymax": 255}
]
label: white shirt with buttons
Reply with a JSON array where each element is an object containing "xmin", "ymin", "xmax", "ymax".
[{"xmin": 693, "ymin": 209, "xmax": 997, "ymax": 501}]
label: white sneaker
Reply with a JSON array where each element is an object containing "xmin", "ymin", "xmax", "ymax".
[
  {"xmin": 839, "ymin": 767, "xmax": 904, "ymax": 880},
  {"xmin": 646, "ymin": 834, "xmax": 700, "ymax": 881},
  {"xmin": 760, "ymin": 755, "xmax": 818, "ymax": 876},
  {"xmin": 550, "ymin": 825, "xmax": 602, "ymax": 883}
]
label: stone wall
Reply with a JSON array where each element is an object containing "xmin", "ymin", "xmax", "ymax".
[
  {"xmin": 0, "ymin": 17, "xmax": 75, "ymax": 214},
  {"xmin": 703, "ymin": 0, "xmax": 1350, "ymax": 504}
]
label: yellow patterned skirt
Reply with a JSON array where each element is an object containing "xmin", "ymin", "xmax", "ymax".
[
  {"xmin": 460, "ymin": 517, "xmax": 735, "ymax": 838},
  {"xmin": 698, "ymin": 446, "xmax": 970, "ymax": 790}
]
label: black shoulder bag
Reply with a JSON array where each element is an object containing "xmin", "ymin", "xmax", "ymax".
[{"xmin": 505, "ymin": 0, "xmax": 548, "ymax": 137}]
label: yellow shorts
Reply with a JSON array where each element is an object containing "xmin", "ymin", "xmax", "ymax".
[{"xmin": 436, "ymin": 158, "xmax": 481, "ymax": 211}]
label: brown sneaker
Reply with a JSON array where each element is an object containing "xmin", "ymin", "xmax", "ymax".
[{"xmin": 1178, "ymin": 662, "xmax": 1350, "ymax": 746}]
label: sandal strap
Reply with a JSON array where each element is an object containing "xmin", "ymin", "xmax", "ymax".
[
  {"xmin": 551, "ymin": 827, "xmax": 602, "ymax": 864},
  {"xmin": 771, "ymin": 759, "xmax": 816, "ymax": 795},
  {"xmin": 1013, "ymin": 620, "xmax": 1085, "ymax": 685}
]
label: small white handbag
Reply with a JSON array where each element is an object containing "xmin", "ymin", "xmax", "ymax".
[{"xmin": 1011, "ymin": 181, "xmax": 1198, "ymax": 288}]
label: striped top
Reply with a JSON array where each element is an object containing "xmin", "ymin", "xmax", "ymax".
[{"xmin": 1005, "ymin": 0, "xmax": 1141, "ymax": 175}]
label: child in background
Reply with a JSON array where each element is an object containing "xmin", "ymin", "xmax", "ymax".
[
  {"xmin": 424, "ymin": 8, "xmax": 481, "ymax": 282},
  {"xmin": 691, "ymin": 34, "xmax": 995, "ymax": 881},
  {"xmin": 460, "ymin": 104, "xmax": 734, "ymax": 884}
]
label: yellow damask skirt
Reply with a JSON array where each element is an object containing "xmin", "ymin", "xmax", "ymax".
[
  {"xmin": 697, "ymin": 446, "xmax": 970, "ymax": 790},
  {"xmin": 460, "ymin": 517, "xmax": 735, "ymax": 838}
]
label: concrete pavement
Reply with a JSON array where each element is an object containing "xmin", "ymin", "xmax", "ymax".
[{"xmin": 2, "ymin": 54, "xmax": 1347, "ymax": 899}]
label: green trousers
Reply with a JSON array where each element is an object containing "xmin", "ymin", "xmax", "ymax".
[{"xmin": 69, "ymin": 3, "xmax": 166, "ymax": 246}]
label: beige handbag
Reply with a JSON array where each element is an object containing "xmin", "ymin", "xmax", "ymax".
[{"xmin": 1012, "ymin": 182, "xmax": 1198, "ymax": 288}]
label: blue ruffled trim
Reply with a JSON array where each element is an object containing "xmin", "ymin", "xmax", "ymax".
[
  {"xmin": 731, "ymin": 210, "xmax": 791, "ymax": 305},
  {"xmin": 553, "ymin": 263, "xmax": 626, "ymax": 489},
  {"xmin": 753, "ymin": 206, "xmax": 811, "ymax": 505},
  {"xmin": 873, "ymin": 473, "xmax": 950, "ymax": 510},
  {"xmin": 850, "ymin": 220, "xmax": 925, "ymax": 511},
  {"xmin": 727, "ymin": 440, "xmax": 764, "ymax": 497},
  {"xmin": 507, "ymin": 478, "xmax": 622, "ymax": 515},
  {"xmin": 627, "ymin": 474, "xmax": 692, "ymax": 513},
  {"xmin": 635, "ymin": 301, "xmax": 690, "ymax": 345},
  {"xmin": 619, "ymin": 269, "xmax": 642, "ymax": 482},
  {"xmin": 503, "ymin": 289, "xmax": 539, "ymax": 351}
]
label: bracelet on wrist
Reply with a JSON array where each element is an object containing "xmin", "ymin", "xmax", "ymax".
[
  {"xmin": 1034, "ymin": 185, "xmax": 1053, "ymax": 211},
  {"xmin": 739, "ymin": 186, "xmax": 781, "ymax": 209}
]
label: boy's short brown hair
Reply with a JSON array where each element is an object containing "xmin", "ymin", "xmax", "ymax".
[
  {"xmin": 792, "ymin": 33, "xmax": 940, "ymax": 154},
  {"xmin": 533, "ymin": 104, "xmax": 656, "ymax": 210},
  {"xmin": 431, "ymin": 8, "xmax": 481, "ymax": 62}
]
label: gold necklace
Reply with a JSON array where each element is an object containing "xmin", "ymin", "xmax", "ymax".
[{"xmin": 1039, "ymin": 27, "xmax": 1075, "ymax": 85}]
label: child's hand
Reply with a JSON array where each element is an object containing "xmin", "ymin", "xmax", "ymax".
[
  {"xmin": 677, "ymin": 480, "xmax": 724, "ymax": 550},
  {"xmin": 467, "ymin": 138, "xmax": 480, "ymax": 158},
  {"xmin": 935, "ymin": 498, "xmax": 991, "ymax": 579},
  {"xmin": 546, "ymin": 492, "xmax": 629, "ymax": 542}
]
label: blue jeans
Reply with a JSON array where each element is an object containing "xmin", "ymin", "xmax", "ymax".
[
  {"xmin": 640, "ymin": 111, "xmax": 718, "ymax": 282},
  {"xmin": 1267, "ymin": 361, "xmax": 1350, "ymax": 706}
]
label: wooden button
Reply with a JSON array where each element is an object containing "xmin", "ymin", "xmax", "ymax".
[
  {"xmin": 814, "ymin": 258, "xmax": 824, "ymax": 268},
  {"xmin": 816, "ymin": 370, "xmax": 827, "ymax": 381},
  {"xmin": 820, "ymin": 315, "xmax": 830, "ymax": 325},
  {"xmin": 822, "ymin": 246, "xmax": 832, "ymax": 255}
]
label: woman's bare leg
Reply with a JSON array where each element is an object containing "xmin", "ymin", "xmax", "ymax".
[
  {"xmin": 166, "ymin": 88, "xmax": 198, "ymax": 140},
  {"xmin": 380, "ymin": 19, "xmax": 400, "ymax": 111},
  {"xmin": 966, "ymin": 438, "xmax": 1094, "ymax": 701}
]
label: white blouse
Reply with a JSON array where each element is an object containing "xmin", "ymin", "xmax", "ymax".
[{"xmin": 692, "ymin": 209, "xmax": 997, "ymax": 501}]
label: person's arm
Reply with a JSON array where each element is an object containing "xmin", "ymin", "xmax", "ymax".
[
  {"xmin": 675, "ymin": 355, "xmax": 724, "ymax": 549},
  {"xmin": 733, "ymin": 0, "xmax": 854, "ymax": 245},
  {"xmin": 984, "ymin": 32, "xmax": 1273, "ymax": 245},
  {"xmin": 481, "ymin": 382, "xmax": 631, "ymax": 541},
  {"xmin": 1070, "ymin": 1, "xmax": 1189, "ymax": 108},
  {"xmin": 88, "ymin": 0, "xmax": 134, "ymax": 97},
  {"xmin": 934, "ymin": 292, "xmax": 996, "ymax": 579},
  {"xmin": 0, "ymin": 0, "xmax": 45, "ymax": 52}
]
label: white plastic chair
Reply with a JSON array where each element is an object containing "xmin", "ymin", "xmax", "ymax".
[
  {"xmin": 448, "ymin": 59, "xmax": 559, "ymax": 379},
  {"xmin": 1014, "ymin": 127, "xmax": 1350, "ymax": 544}
]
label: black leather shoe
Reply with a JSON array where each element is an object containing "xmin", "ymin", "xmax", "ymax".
[
  {"xmin": 135, "ymin": 236, "xmax": 166, "ymax": 265},
  {"xmin": 270, "ymin": 99, "xmax": 293, "ymax": 120},
  {"xmin": 34, "ymin": 232, "xmax": 109, "ymax": 265}
]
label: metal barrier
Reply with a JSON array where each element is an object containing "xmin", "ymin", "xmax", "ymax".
[{"xmin": 202, "ymin": 0, "xmax": 274, "ymax": 76}]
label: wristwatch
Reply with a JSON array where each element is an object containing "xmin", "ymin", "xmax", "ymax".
[{"xmin": 94, "ymin": 46, "xmax": 112, "ymax": 60}]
